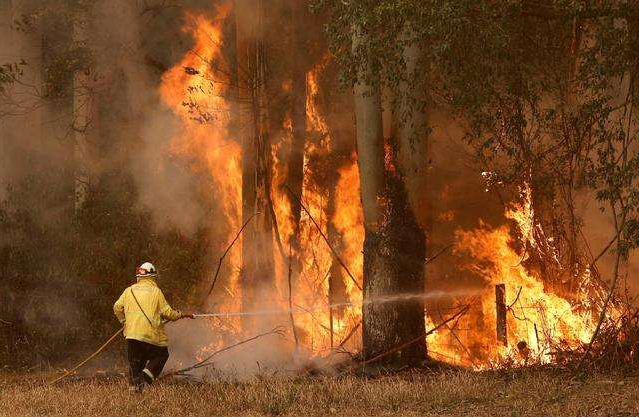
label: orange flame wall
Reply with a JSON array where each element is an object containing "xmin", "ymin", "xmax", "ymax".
[
  {"xmin": 160, "ymin": 7, "xmax": 243, "ymax": 327},
  {"xmin": 160, "ymin": 6, "xmax": 612, "ymax": 368}
]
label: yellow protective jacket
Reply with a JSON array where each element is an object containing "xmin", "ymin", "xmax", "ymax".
[{"xmin": 113, "ymin": 277, "xmax": 184, "ymax": 347}]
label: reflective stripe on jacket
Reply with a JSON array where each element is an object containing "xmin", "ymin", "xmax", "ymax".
[{"xmin": 113, "ymin": 277, "xmax": 183, "ymax": 347}]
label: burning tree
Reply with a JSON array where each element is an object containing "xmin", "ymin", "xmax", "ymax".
[
  {"xmin": 321, "ymin": 0, "xmax": 639, "ymax": 368},
  {"xmin": 156, "ymin": 0, "xmax": 639, "ymax": 370},
  {"xmin": 350, "ymin": 19, "xmax": 428, "ymax": 364},
  {"xmin": 424, "ymin": 1, "xmax": 639, "ymax": 367}
]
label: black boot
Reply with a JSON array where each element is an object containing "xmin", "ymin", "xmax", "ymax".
[{"xmin": 141, "ymin": 368, "xmax": 155, "ymax": 386}]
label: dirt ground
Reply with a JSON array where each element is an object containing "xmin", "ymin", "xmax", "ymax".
[{"xmin": 1, "ymin": 368, "xmax": 639, "ymax": 417}]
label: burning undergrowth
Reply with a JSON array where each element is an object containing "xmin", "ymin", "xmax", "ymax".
[
  {"xmin": 555, "ymin": 308, "xmax": 639, "ymax": 372},
  {"xmin": 155, "ymin": 3, "xmax": 630, "ymax": 376},
  {"xmin": 427, "ymin": 186, "xmax": 622, "ymax": 368}
]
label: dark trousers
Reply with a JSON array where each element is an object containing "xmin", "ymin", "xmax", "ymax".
[{"xmin": 126, "ymin": 339, "xmax": 169, "ymax": 386}]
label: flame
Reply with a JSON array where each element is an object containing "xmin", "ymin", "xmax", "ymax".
[
  {"xmin": 279, "ymin": 56, "xmax": 356, "ymax": 351},
  {"xmin": 159, "ymin": 5, "xmax": 243, "ymax": 343},
  {"xmin": 331, "ymin": 159, "xmax": 365, "ymax": 344},
  {"xmin": 159, "ymin": 10, "xmax": 365, "ymax": 354},
  {"xmin": 159, "ymin": 5, "xmax": 616, "ymax": 369},
  {"xmin": 160, "ymin": 8, "xmax": 239, "ymax": 229},
  {"xmin": 427, "ymin": 185, "xmax": 614, "ymax": 367}
]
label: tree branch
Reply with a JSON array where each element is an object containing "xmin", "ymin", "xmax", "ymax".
[
  {"xmin": 285, "ymin": 185, "xmax": 362, "ymax": 291},
  {"xmin": 204, "ymin": 212, "xmax": 261, "ymax": 302},
  {"xmin": 163, "ymin": 327, "xmax": 286, "ymax": 377}
]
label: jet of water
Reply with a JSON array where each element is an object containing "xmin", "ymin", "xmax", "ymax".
[{"xmin": 193, "ymin": 289, "xmax": 481, "ymax": 318}]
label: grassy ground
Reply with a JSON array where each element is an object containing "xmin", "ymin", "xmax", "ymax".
[{"xmin": 1, "ymin": 369, "xmax": 639, "ymax": 417}]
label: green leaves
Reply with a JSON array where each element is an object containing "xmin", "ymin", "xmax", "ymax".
[{"xmin": 318, "ymin": 0, "xmax": 639, "ymax": 256}]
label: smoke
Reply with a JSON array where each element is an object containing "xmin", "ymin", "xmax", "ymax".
[
  {"xmin": 0, "ymin": 0, "xmax": 212, "ymax": 235},
  {"xmin": 0, "ymin": 2, "xmax": 48, "ymax": 201},
  {"xmin": 576, "ymin": 190, "xmax": 639, "ymax": 295},
  {"xmin": 91, "ymin": 0, "xmax": 207, "ymax": 235},
  {"xmin": 0, "ymin": 0, "xmax": 221, "ymax": 367},
  {"xmin": 166, "ymin": 319, "xmax": 295, "ymax": 378}
]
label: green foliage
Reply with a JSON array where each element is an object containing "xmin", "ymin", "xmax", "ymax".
[{"xmin": 318, "ymin": 0, "xmax": 639, "ymax": 258}]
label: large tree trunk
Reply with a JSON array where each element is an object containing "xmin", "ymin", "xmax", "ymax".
[
  {"xmin": 352, "ymin": 22, "xmax": 388, "ymax": 361},
  {"xmin": 395, "ymin": 26, "xmax": 428, "ymax": 215},
  {"xmin": 352, "ymin": 27, "xmax": 385, "ymax": 232},
  {"xmin": 390, "ymin": 24, "xmax": 428, "ymax": 362},
  {"xmin": 353, "ymin": 22, "xmax": 426, "ymax": 366},
  {"xmin": 240, "ymin": 0, "xmax": 275, "ymax": 326}
]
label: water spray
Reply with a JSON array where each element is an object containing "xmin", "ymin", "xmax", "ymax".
[{"xmin": 192, "ymin": 289, "xmax": 481, "ymax": 318}]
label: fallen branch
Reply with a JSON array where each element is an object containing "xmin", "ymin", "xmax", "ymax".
[
  {"xmin": 338, "ymin": 321, "xmax": 361, "ymax": 348},
  {"xmin": 49, "ymin": 327, "xmax": 123, "ymax": 385},
  {"xmin": 164, "ymin": 327, "xmax": 286, "ymax": 377},
  {"xmin": 358, "ymin": 305, "xmax": 470, "ymax": 367},
  {"xmin": 204, "ymin": 212, "xmax": 261, "ymax": 302},
  {"xmin": 285, "ymin": 185, "xmax": 362, "ymax": 291},
  {"xmin": 298, "ymin": 323, "xmax": 361, "ymax": 376},
  {"xmin": 318, "ymin": 321, "xmax": 362, "ymax": 365}
]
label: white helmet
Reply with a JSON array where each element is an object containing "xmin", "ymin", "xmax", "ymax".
[{"xmin": 136, "ymin": 262, "xmax": 157, "ymax": 277}]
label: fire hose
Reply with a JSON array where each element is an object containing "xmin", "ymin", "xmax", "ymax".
[
  {"xmin": 49, "ymin": 327, "xmax": 124, "ymax": 385},
  {"xmin": 47, "ymin": 304, "xmax": 355, "ymax": 384},
  {"xmin": 48, "ymin": 315, "xmax": 191, "ymax": 385},
  {"xmin": 47, "ymin": 308, "xmax": 331, "ymax": 384}
]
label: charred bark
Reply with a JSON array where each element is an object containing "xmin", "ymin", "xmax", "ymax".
[
  {"xmin": 353, "ymin": 22, "xmax": 426, "ymax": 366},
  {"xmin": 495, "ymin": 284, "xmax": 507, "ymax": 345},
  {"xmin": 361, "ymin": 172, "xmax": 426, "ymax": 365}
]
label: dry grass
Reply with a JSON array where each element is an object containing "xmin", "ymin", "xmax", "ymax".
[{"xmin": 2, "ymin": 369, "xmax": 639, "ymax": 417}]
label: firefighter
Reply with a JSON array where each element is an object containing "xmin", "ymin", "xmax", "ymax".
[{"xmin": 113, "ymin": 262, "xmax": 194, "ymax": 391}]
